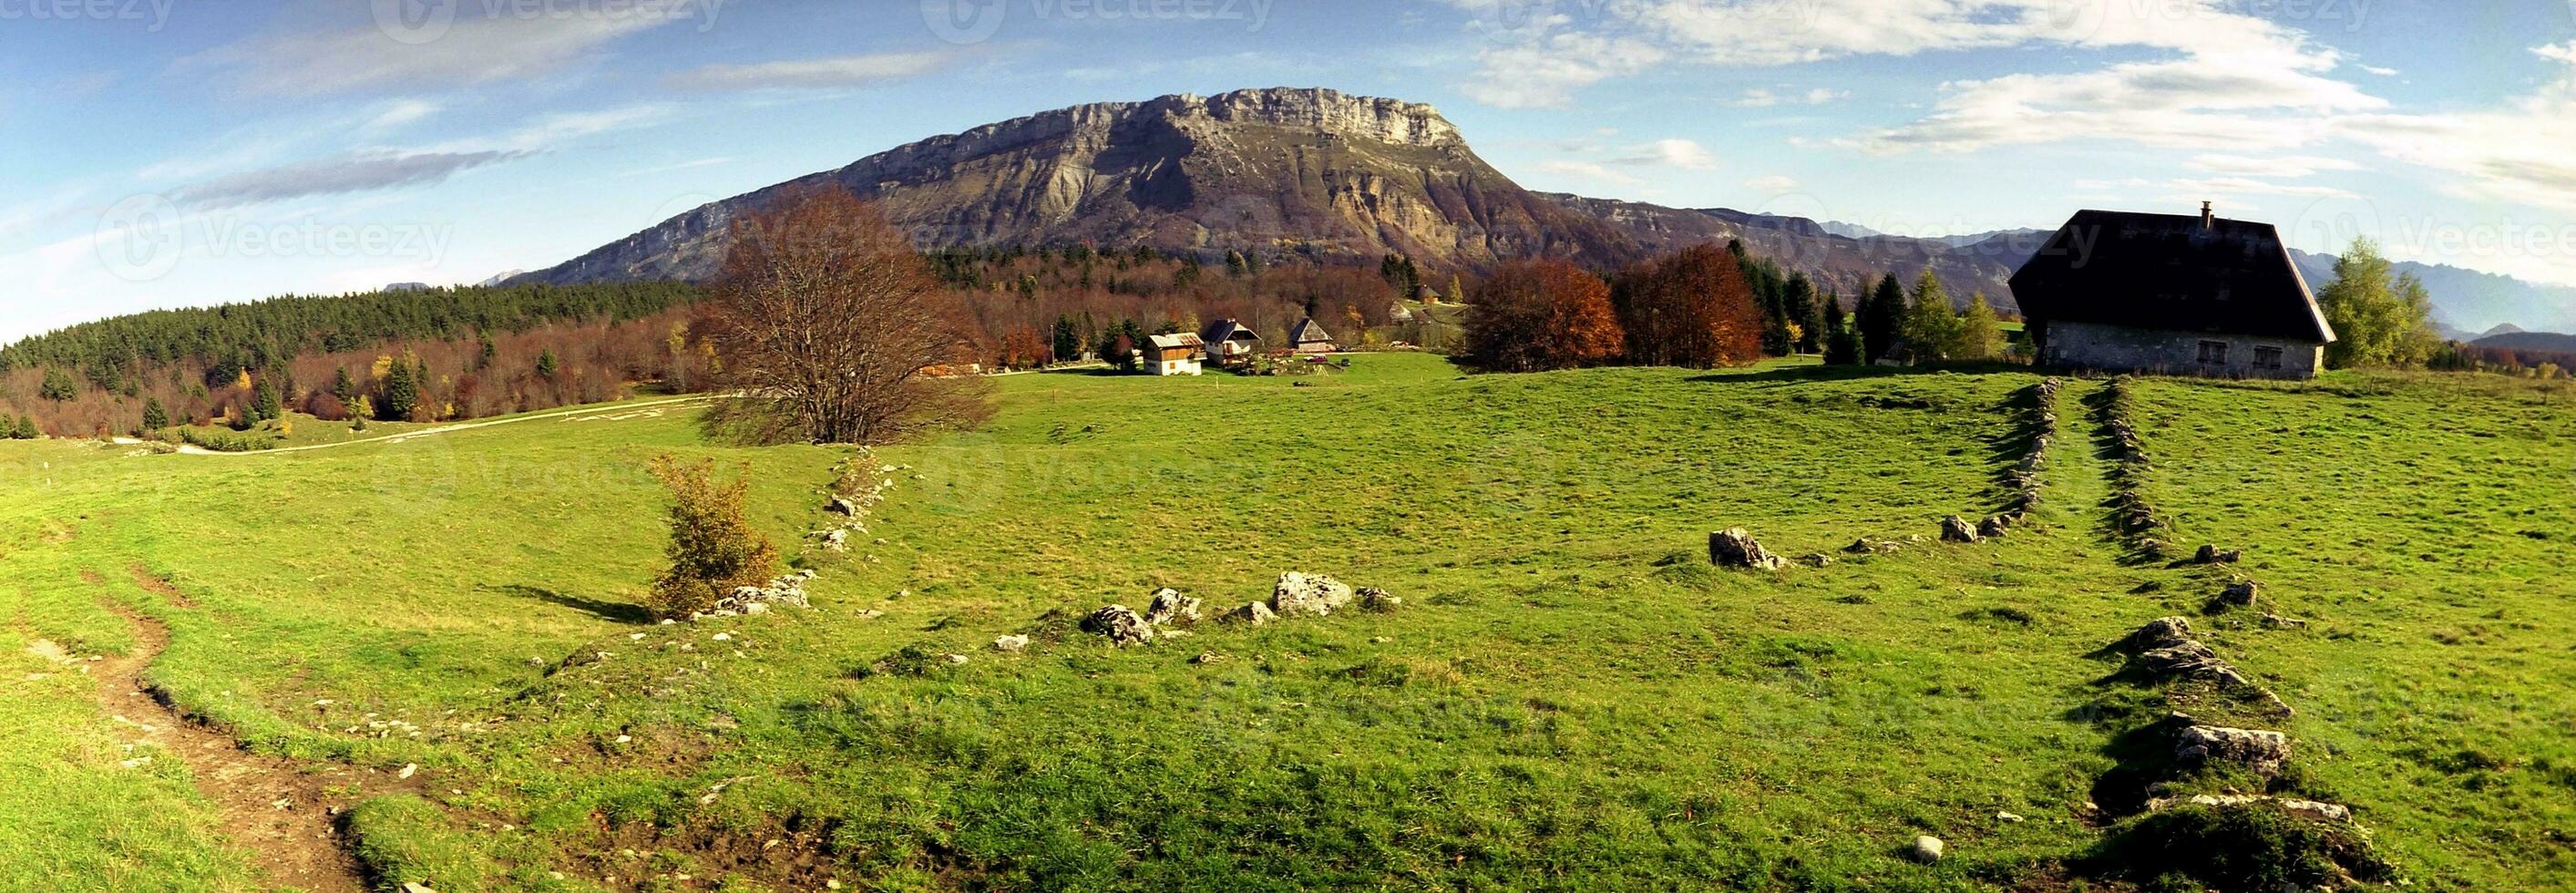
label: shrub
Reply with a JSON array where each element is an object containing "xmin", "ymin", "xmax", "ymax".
[
  {"xmin": 2089, "ymin": 803, "xmax": 2396, "ymax": 890},
  {"xmin": 644, "ymin": 456, "xmax": 780, "ymax": 620}
]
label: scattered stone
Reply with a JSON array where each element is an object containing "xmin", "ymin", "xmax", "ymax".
[
  {"xmin": 2150, "ymin": 794, "xmax": 2350, "ymax": 823},
  {"xmin": 2195, "ymin": 544, "xmax": 2242, "ymax": 564},
  {"xmin": 2121, "ymin": 616, "xmax": 2196, "ymax": 651},
  {"xmin": 1843, "ymin": 537, "xmax": 1900, "ymax": 555},
  {"xmin": 397, "ymin": 763, "xmax": 418, "ymax": 779},
  {"xmin": 1081, "ymin": 604, "xmax": 1155, "ymax": 646},
  {"xmin": 403, "ymin": 883, "xmax": 436, "ymax": 893},
  {"xmin": 1218, "ymin": 601, "xmax": 1275, "ymax": 627},
  {"xmin": 2177, "ymin": 725, "xmax": 2292, "ymax": 776},
  {"xmin": 1940, "ymin": 515, "xmax": 1981, "ymax": 544},
  {"xmin": 826, "ymin": 497, "xmax": 859, "ymax": 516},
  {"xmin": 2261, "ymin": 613, "xmax": 2308, "ymax": 630},
  {"xmin": 1143, "ymin": 588, "xmax": 1204, "ymax": 627},
  {"xmin": 1709, "ymin": 528, "xmax": 1787, "ymax": 570},
  {"xmin": 1996, "ymin": 811, "xmax": 2025, "ymax": 823},
  {"xmin": 1976, "ymin": 515, "xmax": 2011, "ymax": 539},
  {"xmin": 941, "ymin": 653, "xmax": 970, "ymax": 666},
  {"xmin": 743, "ymin": 602, "xmax": 770, "ymax": 616},
  {"xmin": 1797, "ymin": 552, "xmax": 1837, "ymax": 568},
  {"xmin": 1358, "ymin": 587, "xmax": 1402, "ymax": 611},
  {"xmin": 1190, "ymin": 652, "xmax": 1224, "ymax": 665},
  {"xmin": 991, "ymin": 634, "xmax": 1030, "ymax": 652},
  {"xmin": 2217, "ymin": 580, "xmax": 2259, "ymax": 608},
  {"xmin": 1907, "ymin": 835, "xmax": 1945, "ymax": 863},
  {"xmin": 1272, "ymin": 571, "xmax": 1354, "ymax": 616}
]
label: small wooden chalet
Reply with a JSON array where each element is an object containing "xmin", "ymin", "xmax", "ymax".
[
  {"xmin": 2010, "ymin": 203, "xmax": 2335, "ymax": 379},
  {"xmin": 1198, "ymin": 318, "xmax": 1263, "ymax": 369},
  {"xmin": 1288, "ymin": 317, "xmax": 1339, "ymax": 354},
  {"xmin": 1143, "ymin": 333, "xmax": 1205, "ymax": 376}
]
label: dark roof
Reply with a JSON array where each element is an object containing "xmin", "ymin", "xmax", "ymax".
[
  {"xmin": 1288, "ymin": 317, "xmax": 1335, "ymax": 344},
  {"xmin": 2009, "ymin": 210, "xmax": 2335, "ymax": 344},
  {"xmin": 1198, "ymin": 318, "xmax": 1259, "ymax": 344}
]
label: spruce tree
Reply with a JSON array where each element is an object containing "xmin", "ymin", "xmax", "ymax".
[
  {"xmin": 253, "ymin": 379, "xmax": 283, "ymax": 421},
  {"xmin": 11, "ymin": 415, "xmax": 36, "ymax": 439},
  {"xmin": 1859, "ymin": 274, "xmax": 1907, "ymax": 364},
  {"xmin": 140, "ymin": 397, "xmax": 168, "ymax": 431},
  {"xmin": 1903, "ymin": 270, "xmax": 1961, "ymax": 363},
  {"xmin": 381, "ymin": 358, "xmax": 418, "ymax": 422},
  {"xmin": 1957, "ymin": 293, "xmax": 2004, "ymax": 361},
  {"xmin": 1051, "ymin": 315, "xmax": 1082, "ymax": 364},
  {"xmin": 1822, "ymin": 293, "xmax": 1861, "ymax": 364},
  {"xmin": 535, "ymin": 350, "xmax": 559, "ymax": 379}
]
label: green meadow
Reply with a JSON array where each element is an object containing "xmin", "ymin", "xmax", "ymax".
[{"xmin": 2, "ymin": 353, "xmax": 2569, "ymax": 890}]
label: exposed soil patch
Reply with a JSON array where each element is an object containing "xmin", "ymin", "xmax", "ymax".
[
  {"xmin": 129, "ymin": 564, "xmax": 200, "ymax": 608},
  {"xmin": 572, "ymin": 816, "xmax": 849, "ymax": 891},
  {"xmin": 92, "ymin": 604, "xmax": 395, "ymax": 892}
]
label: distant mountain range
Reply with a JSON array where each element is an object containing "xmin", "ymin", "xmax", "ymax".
[{"xmin": 512, "ymin": 87, "xmax": 2574, "ymax": 334}]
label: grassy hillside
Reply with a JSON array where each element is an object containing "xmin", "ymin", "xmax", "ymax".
[{"xmin": 1, "ymin": 354, "xmax": 2568, "ymax": 890}]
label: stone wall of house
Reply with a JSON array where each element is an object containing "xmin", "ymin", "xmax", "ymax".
[{"xmin": 2038, "ymin": 320, "xmax": 2323, "ymax": 379}]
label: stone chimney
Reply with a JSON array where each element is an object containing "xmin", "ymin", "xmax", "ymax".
[{"xmin": 2201, "ymin": 200, "xmax": 2214, "ymax": 229}]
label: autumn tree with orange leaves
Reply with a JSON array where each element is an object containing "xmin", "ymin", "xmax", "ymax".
[
  {"xmin": 1462, "ymin": 259, "xmax": 1627, "ymax": 372},
  {"xmin": 1609, "ymin": 244, "xmax": 1767, "ymax": 368}
]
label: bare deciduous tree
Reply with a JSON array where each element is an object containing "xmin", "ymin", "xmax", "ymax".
[{"xmin": 703, "ymin": 189, "xmax": 989, "ymax": 444}]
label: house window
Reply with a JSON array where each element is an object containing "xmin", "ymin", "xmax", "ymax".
[
  {"xmin": 2196, "ymin": 341, "xmax": 2229, "ymax": 364},
  {"xmin": 2253, "ymin": 345, "xmax": 2284, "ymax": 370}
]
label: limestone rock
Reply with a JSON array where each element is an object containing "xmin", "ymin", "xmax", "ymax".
[
  {"xmin": 1843, "ymin": 537, "xmax": 1900, "ymax": 555},
  {"xmin": 2195, "ymin": 544, "xmax": 2242, "ymax": 564},
  {"xmin": 991, "ymin": 634, "xmax": 1030, "ymax": 652},
  {"xmin": 1940, "ymin": 515, "xmax": 1981, "ymax": 543},
  {"xmin": 1709, "ymin": 528, "xmax": 1786, "ymax": 570},
  {"xmin": 1272, "ymin": 572, "xmax": 1354, "ymax": 616},
  {"xmin": 1143, "ymin": 588, "xmax": 1204, "ymax": 627},
  {"xmin": 1976, "ymin": 515, "xmax": 2011, "ymax": 539},
  {"xmin": 1907, "ymin": 835, "xmax": 1945, "ymax": 863},
  {"xmin": 2152, "ymin": 794, "xmax": 2350, "ymax": 823},
  {"xmin": 1358, "ymin": 587, "xmax": 1402, "ymax": 611},
  {"xmin": 2177, "ymin": 725, "xmax": 2292, "ymax": 775},
  {"xmin": 2218, "ymin": 580, "xmax": 2259, "ymax": 608},
  {"xmin": 1219, "ymin": 601, "xmax": 1276, "ymax": 626},
  {"xmin": 2261, "ymin": 613, "xmax": 2308, "ymax": 630},
  {"xmin": 1081, "ymin": 605, "xmax": 1155, "ymax": 646}
]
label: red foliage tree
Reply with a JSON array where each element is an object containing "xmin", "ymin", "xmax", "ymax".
[
  {"xmin": 1462, "ymin": 259, "xmax": 1626, "ymax": 372},
  {"xmin": 1610, "ymin": 243, "xmax": 1767, "ymax": 368}
]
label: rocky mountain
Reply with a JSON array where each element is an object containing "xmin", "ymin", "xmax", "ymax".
[
  {"xmin": 2472, "ymin": 330, "xmax": 2576, "ymax": 353},
  {"xmin": 518, "ymin": 86, "xmax": 2569, "ymax": 329}
]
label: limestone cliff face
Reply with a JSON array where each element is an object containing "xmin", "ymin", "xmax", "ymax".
[
  {"xmin": 518, "ymin": 87, "xmax": 1627, "ymax": 285},
  {"xmin": 517, "ymin": 87, "xmax": 2020, "ymax": 309}
]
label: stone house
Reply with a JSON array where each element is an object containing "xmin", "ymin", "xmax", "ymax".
[
  {"xmin": 1288, "ymin": 317, "xmax": 1339, "ymax": 354},
  {"xmin": 2010, "ymin": 204, "xmax": 2335, "ymax": 379}
]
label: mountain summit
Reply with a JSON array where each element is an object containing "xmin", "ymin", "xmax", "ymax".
[{"xmin": 521, "ymin": 87, "xmax": 1642, "ymax": 284}]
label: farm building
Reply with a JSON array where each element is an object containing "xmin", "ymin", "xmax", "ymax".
[
  {"xmin": 1143, "ymin": 333, "xmax": 1205, "ymax": 376},
  {"xmin": 1288, "ymin": 318, "xmax": 1339, "ymax": 354},
  {"xmin": 1198, "ymin": 318, "xmax": 1262, "ymax": 369},
  {"xmin": 2010, "ymin": 204, "xmax": 2335, "ymax": 379}
]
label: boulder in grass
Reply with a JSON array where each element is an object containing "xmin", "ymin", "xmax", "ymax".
[
  {"xmin": 1907, "ymin": 835, "xmax": 1945, "ymax": 863},
  {"xmin": 1081, "ymin": 605, "xmax": 1155, "ymax": 646},
  {"xmin": 1940, "ymin": 515, "xmax": 1981, "ymax": 543},
  {"xmin": 1977, "ymin": 515, "xmax": 2012, "ymax": 539},
  {"xmin": 1143, "ymin": 588, "xmax": 1204, "ymax": 627},
  {"xmin": 1219, "ymin": 601, "xmax": 1276, "ymax": 626},
  {"xmin": 991, "ymin": 634, "xmax": 1030, "ymax": 652},
  {"xmin": 1709, "ymin": 528, "xmax": 1786, "ymax": 570},
  {"xmin": 2152, "ymin": 794, "xmax": 2350, "ymax": 823},
  {"xmin": 2195, "ymin": 544, "xmax": 2242, "ymax": 564},
  {"xmin": 1358, "ymin": 587, "xmax": 1402, "ymax": 612},
  {"xmin": 1272, "ymin": 572, "xmax": 1354, "ymax": 617},
  {"xmin": 2176, "ymin": 725, "xmax": 2293, "ymax": 776},
  {"xmin": 2218, "ymin": 580, "xmax": 2260, "ymax": 608}
]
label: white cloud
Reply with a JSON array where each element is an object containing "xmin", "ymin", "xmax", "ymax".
[
  {"xmin": 2359, "ymin": 65, "xmax": 2399, "ymax": 77},
  {"xmin": 1743, "ymin": 175, "xmax": 1800, "ymax": 192},
  {"xmin": 2188, "ymin": 154, "xmax": 2363, "ymax": 179},
  {"xmin": 1538, "ymin": 159, "xmax": 1645, "ymax": 186},
  {"xmin": 186, "ymin": 1, "xmax": 700, "ymax": 97},
  {"xmin": 2336, "ymin": 43, "xmax": 2576, "ymax": 214},
  {"xmin": 1455, "ymin": 31, "xmax": 1666, "ymax": 108},
  {"xmin": 1606, "ymin": 138, "xmax": 1718, "ymax": 169},
  {"xmin": 664, "ymin": 51, "xmax": 956, "ymax": 91},
  {"xmin": 1729, "ymin": 87, "xmax": 1847, "ymax": 108},
  {"xmin": 368, "ymin": 99, "xmax": 443, "ymax": 130},
  {"xmin": 172, "ymin": 150, "xmax": 529, "ymax": 209}
]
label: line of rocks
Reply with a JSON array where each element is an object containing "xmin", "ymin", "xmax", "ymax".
[
  {"xmin": 1040, "ymin": 572, "xmax": 1401, "ymax": 653},
  {"xmin": 808, "ymin": 451, "xmax": 911, "ymax": 556},
  {"xmin": 2111, "ymin": 615, "xmax": 2294, "ymax": 716},
  {"xmin": 2093, "ymin": 377, "xmax": 2180, "ymax": 561}
]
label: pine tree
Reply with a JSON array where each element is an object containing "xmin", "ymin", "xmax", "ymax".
[
  {"xmin": 253, "ymin": 379, "xmax": 283, "ymax": 421},
  {"xmin": 1956, "ymin": 292, "xmax": 2004, "ymax": 361},
  {"xmin": 535, "ymin": 350, "xmax": 559, "ymax": 379},
  {"xmin": 1445, "ymin": 274, "xmax": 1463, "ymax": 305},
  {"xmin": 1822, "ymin": 293, "xmax": 1862, "ymax": 364},
  {"xmin": 1902, "ymin": 270, "xmax": 1961, "ymax": 363},
  {"xmin": 1784, "ymin": 273, "xmax": 1822, "ymax": 354},
  {"xmin": 39, "ymin": 367, "xmax": 77, "ymax": 401},
  {"xmin": 1051, "ymin": 315, "xmax": 1082, "ymax": 364},
  {"xmin": 11, "ymin": 415, "xmax": 36, "ymax": 439},
  {"xmin": 1859, "ymin": 274, "xmax": 1907, "ymax": 364},
  {"xmin": 381, "ymin": 357, "xmax": 418, "ymax": 422},
  {"xmin": 332, "ymin": 367, "xmax": 355, "ymax": 405},
  {"xmin": 140, "ymin": 397, "xmax": 168, "ymax": 431}
]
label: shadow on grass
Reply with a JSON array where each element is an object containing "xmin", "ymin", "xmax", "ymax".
[{"xmin": 490, "ymin": 584, "xmax": 652, "ymax": 625}]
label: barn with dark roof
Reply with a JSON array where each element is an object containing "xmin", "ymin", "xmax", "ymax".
[{"xmin": 2010, "ymin": 204, "xmax": 2336, "ymax": 379}]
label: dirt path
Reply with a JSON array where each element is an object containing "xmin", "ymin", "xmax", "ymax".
[
  {"xmin": 92, "ymin": 604, "xmax": 410, "ymax": 892},
  {"xmin": 173, "ymin": 394, "xmax": 716, "ymax": 457}
]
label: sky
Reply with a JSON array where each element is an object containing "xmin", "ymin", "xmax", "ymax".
[{"xmin": 3, "ymin": 0, "xmax": 2572, "ymax": 343}]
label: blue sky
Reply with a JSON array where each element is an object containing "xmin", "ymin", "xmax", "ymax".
[{"xmin": 4, "ymin": 0, "xmax": 2572, "ymax": 342}]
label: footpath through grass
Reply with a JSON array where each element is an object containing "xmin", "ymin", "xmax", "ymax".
[{"xmin": 0, "ymin": 354, "xmax": 2568, "ymax": 890}]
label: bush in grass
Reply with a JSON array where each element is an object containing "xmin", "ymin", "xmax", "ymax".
[
  {"xmin": 646, "ymin": 455, "xmax": 779, "ymax": 620},
  {"xmin": 2089, "ymin": 802, "xmax": 2396, "ymax": 890}
]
